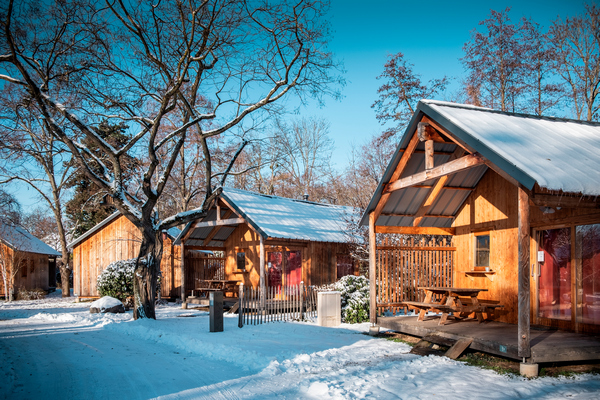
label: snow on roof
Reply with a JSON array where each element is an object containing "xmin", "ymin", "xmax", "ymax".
[
  {"xmin": 422, "ymin": 100, "xmax": 600, "ymax": 195},
  {"xmin": 221, "ymin": 188, "xmax": 355, "ymax": 243},
  {"xmin": 0, "ymin": 221, "xmax": 61, "ymax": 256}
]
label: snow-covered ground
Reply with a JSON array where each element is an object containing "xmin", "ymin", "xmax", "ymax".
[{"xmin": 1, "ymin": 292, "xmax": 600, "ymax": 399}]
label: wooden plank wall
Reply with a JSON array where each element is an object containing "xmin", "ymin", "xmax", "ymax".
[
  {"xmin": 376, "ymin": 237, "xmax": 454, "ymax": 315},
  {"xmin": 0, "ymin": 245, "xmax": 50, "ymax": 295},
  {"xmin": 453, "ymin": 168, "xmax": 600, "ymax": 333},
  {"xmin": 221, "ymin": 222, "xmax": 354, "ymax": 289},
  {"xmin": 453, "ymin": 169, "xmax": 519, "ymax": 324},
  {"xmin": 72, "ymin": 215, "xmax": 181, "ymax": 298}
]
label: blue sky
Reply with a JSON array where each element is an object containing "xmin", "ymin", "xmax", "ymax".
[
  {"xmin": 10, "ymin": 0, "xmax": 590, "ymax": 209},
  {"xmin": 298, "ymin": 0, "xmax": 590, "ymax": 169}
]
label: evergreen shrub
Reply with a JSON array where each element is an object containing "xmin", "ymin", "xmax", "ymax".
[{"xmin": 333, "ymin": 275, "xmax": 370, "ymax": 324}]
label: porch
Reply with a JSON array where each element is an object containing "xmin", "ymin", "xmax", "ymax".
[{"xmin": 378, "ymin": 315, "xmax": 600, "ymax": 364}]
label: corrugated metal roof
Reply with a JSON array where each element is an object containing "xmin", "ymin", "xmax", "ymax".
[
  {"xmin": 0, "ymin": 222, "xmax": 61, "ymax": 256},
  {"xmin": 176, "ymin": 188, "xmax": 355, "ymax": 245},
  {"xmin": 360, "ymin": 100, "xmax": 600, "ymax": 227},
  {"xmin": 222, "ymin": 188, "xmax": 354, "ymax": 243}
]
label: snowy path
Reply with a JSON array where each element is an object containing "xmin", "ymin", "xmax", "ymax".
[
  {"xmin": 2, "ymin": 294, "xmax": 600, "ymax": 399},
  {"xmin": 0, "ymin": 317, "xmax": 242, "ymax": 399}
]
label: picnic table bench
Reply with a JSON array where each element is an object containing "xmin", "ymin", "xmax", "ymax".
[
  {"xmin": 403, "ymin": 287, "xmax": 504, "ymax": 326},
  {"xmin": 194, "ymin": 279, "xmax": 240, "ymax": 298}
]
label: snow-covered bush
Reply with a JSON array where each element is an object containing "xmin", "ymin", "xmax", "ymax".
[
  {"xmin": 96, "ymin": 259, "xmax": 136, "ymax": 302},
  {"xmin": 333, "ymin": 275, "xmax": 370, "ymax": 323}
]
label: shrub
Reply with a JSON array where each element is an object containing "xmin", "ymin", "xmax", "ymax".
[
  {"xmin": 333, "ymin": 275, "xmax": 370, "ymax": 324},
  {"xmin": 96, "ymin": 258, "xmax": 161, "ymax": 304},
  {"xmin": 97, "ymin": 259, "xmax": 136, "ymax": 302}
]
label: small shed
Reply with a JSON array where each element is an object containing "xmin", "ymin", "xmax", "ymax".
[
  {"xmin": 0, "ymin": 221, "xmax": 60, "ymax": 296},
  {"xmin": 361, "ymin": 100, "xmax": 600, "ymax": 362},
  {"xmin": 175, "ymin": 188, "xmax": 357, "ymax": 300},
  {"xmin": 69, "ymin": 212, "xmax": 182, "ymax": 299}
]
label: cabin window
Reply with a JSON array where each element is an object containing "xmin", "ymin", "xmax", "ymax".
[
  {"xmin": 336, "ymin": 254, "xmax": 354, "ymax": 279},
  {"xmin": 29, "ymin": 259, "xmax": 35, "ymax": 273},
  {"xmin": 236, "ymin": 251, "xmax": 246, "ymax": 271},
  {"xmin": 20, "ymin": 260, "xmax": 27, "ymax": 278},
  {"xmin": 474, "ymin": 234, "xmax": 490, "ymax": 268}
]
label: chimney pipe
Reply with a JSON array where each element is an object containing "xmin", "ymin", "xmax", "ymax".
[{"xmin": 303, "ymin": 193, "xmax": 309, "ymax": 201}]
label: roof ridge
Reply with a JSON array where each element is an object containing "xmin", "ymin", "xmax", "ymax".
[{"xmin": 421, "ymin": 99, "xmax": 600, "ymax": 126}]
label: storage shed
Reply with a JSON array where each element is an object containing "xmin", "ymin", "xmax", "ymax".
[
  {"xmin": 0, "ymin": 221, "xmax": 60, "ymax": 296},
  {"xmin": 361, "ymin": 100, "xmax": 600, "ymax": 362},
  {"xmin": 69, "ymin": 212, "xmax": 182, "ymax": 299},
  {"xmin": 175, "ymin": 188, "xmax": 357, "ymax": 300}
]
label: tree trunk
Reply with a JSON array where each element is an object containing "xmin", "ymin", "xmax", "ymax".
[
  {"xmin": 133, "ymin": 225, "xmax": 163, "ymax": 320},
  {"xmin": 59, "ymin": 260, "xmax": 71, "ymax": 298}
]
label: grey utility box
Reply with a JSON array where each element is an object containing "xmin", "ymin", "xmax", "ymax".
[
  {"xmin": 209, "ymin": 291, "xmax": 224, "ymax": 332},
  {"xmin": 317, "ymin": 291, "xmax": 341, "ymax": 327}
]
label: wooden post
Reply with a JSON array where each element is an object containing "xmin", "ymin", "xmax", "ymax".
[
  {"xmin": 216, "ymin": 203, "xmax": 221, "ymax": 221},
  {"xmin": 518, "ymin": 186, "xmax": 531, "ymax": 359},
  {"xmin": 425, "ymin": 140, "xmax": 434, "ymax": 170},
  {"xmin": 259, "ymin": 235, "xmax": 266, "ymax": 310},
  {"xmin": 181, "ymin": 242, "xmax": 186, "ymax": 304},
  {"xmin": 369, "ymin": 212, "xmax": 377, "ymax": 325}
]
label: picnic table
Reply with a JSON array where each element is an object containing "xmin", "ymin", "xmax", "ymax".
[
  {"xmin": 403, "ymin": 287, "xmax": 503, "ymax": 326},
  {"xmin": 194, "ymin": 279, "xmax": 239, "ymax": 298}
]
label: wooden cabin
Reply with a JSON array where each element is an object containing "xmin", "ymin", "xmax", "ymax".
[
  {"xmin": 175, "ymin": 188, "xmax": 357, "ymax": 300},
  {"xmin": 361, "ymin": 100, "xmax": 600, "ymax": 363},
  {"xmin": 0, "ymin": 221, "xmax": 60, "ymax": 297},
  {"xmin": 69, "ymin": 212, "xmax": 183, "ymax": 299}
]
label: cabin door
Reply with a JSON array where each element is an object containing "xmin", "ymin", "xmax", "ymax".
[
  {"xmin": 267, "ymin": 250, "xmax": 303, "ymax": 291},
  {"xmin": 537, "ymin": 224, "xmax": 600, "ymax": 330},
  {"xmin": 537, "ymin": 228, "xmax": 572, "ymax": 322}
]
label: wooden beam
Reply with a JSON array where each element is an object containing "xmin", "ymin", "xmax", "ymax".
[
  {"xmin": 417, "ymin": 122, "xmax": 446, "ymax": 142},
  {"xmin": 202, "ymin": 210, "xmax": 233, "ymax": 246},
  {"xmin": 369, "ymin": 212, "xmax": 377, "ymax": 325},
  {"xmin": 372, "ymin": 130, "xmax": 421, "ymax": 223},
  {"xmin": 195, "ymin": 217, "xmax": 245, "ymax": 228},
  {"xmin": 531, "ymin": 194, "xmax": 600, "ymax": 209},
  {"xmin": 518, "ymin": 186, "xmax": 531, "ymax": 359},
  {"xmin": 381, "ymin": 212, "xmax": 454, "ymax": 219},
  {"xmin": 425, "ymin": 140, "xmax": 434, "ymax": 170},
  {"xmin": 385, "ymin": 153, "xmax": 485, "ymax": 194},
  {"xmin": 375, "ymin": 226, "xmax": 455, "ymax": 235},
  {"xmin": 413, "ymin": 148, "xmax": 465, "ymax": 226},
  {"xmin": 216, "ymin": 203, "xmax": 221, "ymax": 220},
  {"xmin": 181, "ymin": 242, "xmax": 186, "ymax": 303}
]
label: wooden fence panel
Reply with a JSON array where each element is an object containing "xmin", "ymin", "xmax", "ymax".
[
  {"xmin": 238, "ymin": 283, "xmax": 317, "ymax": 327},
  {"xmin": 376, "ymin": 237, "xmax": 455, "ymax": 315}
]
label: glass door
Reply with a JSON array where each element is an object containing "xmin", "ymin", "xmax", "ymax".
[
  {"xmin": 577, "ymin": 224, "xmax": 600, "ymax": 325},
  {"xmin": 538, "ymin": 228, "xmax": 572, "ymax": 321}
]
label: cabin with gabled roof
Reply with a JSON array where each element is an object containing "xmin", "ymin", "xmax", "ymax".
[
  {"xmin": 175, "ymin": 188, "xmax": 357, "ymax": 301},
  {"xmin": 0, "ymin": 221, "xmax": 60, "ymax": 297},
  {"xmin": 69, "ymin": 212, "xmax": 183, "ymax": 299},
  {"xmin": 362, "ymin": 100, "xmax": 600, "ymax": 365}
]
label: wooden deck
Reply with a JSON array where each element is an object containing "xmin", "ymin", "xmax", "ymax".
[{"xmin": 378, "ymin": 315, "xmax": 600, "ymax": 363}]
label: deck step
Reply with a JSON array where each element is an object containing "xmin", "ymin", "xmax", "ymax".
[{"xmin": 445, "ymin": 338, "xmax": 473, "ymax": 359}]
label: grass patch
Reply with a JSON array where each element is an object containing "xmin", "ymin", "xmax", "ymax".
[{"xmin": 458, "ymin": 352, "xmax": 520, "ymax": 376}]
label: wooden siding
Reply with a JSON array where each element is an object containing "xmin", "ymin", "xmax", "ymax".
[
  {"xmin": 220, "ymin": 222, "xmax": 354, "ymax": 289},
  {"xmin": 1, "ymin": 244, "xmax": 51, "ymax": 295},
  {"xmin": 72, "ymin": 215, "xmax": 181, "ymax": 298},
  {"xmin": 452, "ymin": 169, "xmax": 600, "ymax": 333}
]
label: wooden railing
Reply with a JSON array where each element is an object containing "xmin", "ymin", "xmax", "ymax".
[
  {"xmin": 376, "ymin": 237, "xmax": 455, "ymax": 316},
  {"xmin": 185, "ymin": 255, "xmax": 226, "ymax": 290},
  {"xmin": 238, "ymin": 283, "xmax": 318, "ymax": 327}
]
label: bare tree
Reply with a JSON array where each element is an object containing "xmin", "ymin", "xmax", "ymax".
[
  {"xmin": 0, "ymin": 0, "xmax": 341, "ymax": 318},
  {"xmin": 549, "ymin": 3, "xmax": 600, "ymax": 121},
  {"xmin": 274, "ymin": 117, "xmax": 334, "ymax": 201},
  {"xmin": 520, "ymin": 18, "xmax": 563, "ymax": 116},
  {"xmin": 462, "ymin": 8, "xmax": 528, "ymax": 112},
  {"xmin": 372, "ymin": 52, "xmax": 447, "ymax": 141},
  {"xmin": 0, "ymin": 111, "xmax": 74, "ymax": 297}
]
